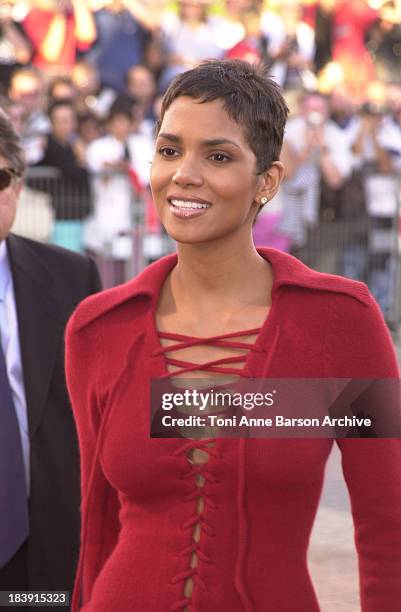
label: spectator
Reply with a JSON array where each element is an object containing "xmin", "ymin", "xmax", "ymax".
[
  {"xmin": 159, "ymin": 0, "xmax": 225, "ymax": 90},
  {"xmin": 214, "ymin": 0, "xmax": 252, "ymax": 51},
  {"xmin": 22, "ymin": 0, "xmax": 96, "ymax": 77},
  {"xmin": 125, "ymin": 64, "xmax": 156, "ymax": 124},
  {"xmin": 35, "ymin": 99, "xmax": 92, "ymax": 253},
  {"xmin": 74, "ymin": 111, "xmax": 103, "ymax": 164},
  {"xmin": 329, "ymin": 83, "xmax": 391, "ymax": 172},
  {"xmin": 225, "ymin": 6, "xmax": 267, "ymax": 65},
  {"xmin": 351, "ymin": 93, "xmax": 392, "ymax": 174},
  {"xmin": 2, "ymin": 98, "xmax": 54, "ymax": 243},
  {"xmin": 48, "ymin": 76, "xmax": 77, "ymax": 103},
  {"xmin": 86, "ymin": 0, "xmax": 153, "ymax": 93},
  {"xmin": 387, "ymin": 82, "xmax": 401, "ymax": 117},
  {"xmin": 356, "ymin": 84, "xmax": 401, "ymax": 319},
  {"xmin": 279, "ymin": 91, "xmax": 353, "ymax": 262},
  {"xmin": 142, "ymin": 28, "xmax": 166, "ymax": 83},
  {"xmin": 8, "ymin": 67, "xmax": 49, "ymax": 164},
  {"xmin": 327, "ymin": 87, "xmax": 374, "ymax": 280},
  {"xmin": 84, "ymin": 96, "xmax": 137, "ymax": 284},
  {"xmin": 1, "ymin": 98, "xmax": 27, "ymax": 137},
  {"xmin": 0, "ymin": 0, "xmax": 31, "ymax": 90},
  {"xmin": 304, "ymin": 0, "xmax": 378, "ymax": 95},
  {"xmin": 366, "ymin": 1, "xmax": 401, "ymax": 85},
  {"xmin": 261, "ymin": 0, "xmax": 315, "ymax": 89},
  {"xmin": 71, "ymin": 59, "xmax": 116, "ymax": 118},
  {"xmin": 329, "ymin": 85, "xmax": 358, "ymax": 133}
]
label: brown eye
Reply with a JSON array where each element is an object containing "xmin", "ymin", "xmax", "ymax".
[
  {"xmin": 210, "ymin": 152, "xmax": 230, "ymax": 163},
  {"xmin": 158, "ymin": 147, "xmax": 179, "ymax": 158}
]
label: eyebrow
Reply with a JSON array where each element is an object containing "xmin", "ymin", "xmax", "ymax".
[{"xmin": 157, "ymin": 132, "xmax": 241, "ymax": 149}]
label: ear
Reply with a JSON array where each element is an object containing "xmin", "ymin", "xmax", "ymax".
[{"xmin": 256, "ymin": 161, "xmax": 285, "ymax": 207}]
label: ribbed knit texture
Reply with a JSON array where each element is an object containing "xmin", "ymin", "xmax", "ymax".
[{"xmin": 66, "ymin": 248, "xmax": 401, "ymax": 612}]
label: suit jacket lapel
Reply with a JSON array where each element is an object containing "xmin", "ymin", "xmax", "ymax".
[{"xmin": 6, "ymin": 235, "xmax": 64, "ymax": 437}]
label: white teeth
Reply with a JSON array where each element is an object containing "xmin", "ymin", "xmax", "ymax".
[{"xmin": 170, "ymin": 199, "xmax": 210, "ymax": 209}]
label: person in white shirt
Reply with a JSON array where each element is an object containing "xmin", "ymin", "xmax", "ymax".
[
  {"xmin": 84, "ymin": 95, "xmax": 154, "ymax": 285},
  {"xmin": 279, "ymin": 91, "xmax": 353, "ymax": 251}
]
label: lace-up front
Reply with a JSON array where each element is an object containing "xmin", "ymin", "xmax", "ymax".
[
  {"xmin": 69, "ymin": 248, "xmax": 400, "ymax": 612},
  {"xmin": 154, "ymin": 328, "xmax": 261, "ymax": 612}
]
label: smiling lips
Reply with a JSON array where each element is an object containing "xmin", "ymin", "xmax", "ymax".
[{"xmin": 168, "ymin": 197, "xmax": 211, "ymax": 219}]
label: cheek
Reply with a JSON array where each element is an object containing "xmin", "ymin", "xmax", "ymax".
[
  {"xmin": 0, "ymin": 189, "xmax": 18, "ymax": 223},
  {"xmin": 221, "ymin": 176, "xmax": 259, "ymax": 209},
  {"xmin": 150, "ymin": 161, "xmax": 170, "ymax": 199}
]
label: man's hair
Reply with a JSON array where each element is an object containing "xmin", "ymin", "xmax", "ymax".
[
  {"xmin": 0, "ymin": 108, "xmax": 26, "ymax": 177},
  {"xmin": 157, "ymin": 59, "xmax": 289, "ymax": 174},
  {"xmin": 108, "ymin": 94, "xmax": 136, "ymax": 122},
  {"xmin": 48, "ymin": 98, "xmax": 76, "ymax": 121}
]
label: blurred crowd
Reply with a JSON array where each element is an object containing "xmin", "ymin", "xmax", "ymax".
[{"xmin": 0, "ymin": 0, "xmax": 401, "ymax": 306}]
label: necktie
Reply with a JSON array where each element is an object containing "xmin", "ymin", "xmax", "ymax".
[{"xmin": 0, "ymin": 333, "xmax": 29, "ymax": 567}]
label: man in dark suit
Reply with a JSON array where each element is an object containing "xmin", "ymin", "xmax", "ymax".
[{"xmin": 0, "ymin": 109, "xmax": 101, "ymax": 605}]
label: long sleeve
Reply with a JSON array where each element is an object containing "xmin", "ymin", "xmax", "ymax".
[
  {"xmin": 65, "ymin": 305, "xmax": 120, "ymax": 609},
  {"xmin": 326, "ymin": 291, "xmax": 401, "ymax": 611}
]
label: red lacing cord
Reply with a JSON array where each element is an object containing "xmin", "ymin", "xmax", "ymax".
[
  {"xmin": 158, "ymin": 327, "xmax": 262, "ymax": 346},
  {"xmin": 160, "ymin": 331, "xmax": 259, "ymax": 612},
  {"xmin": 172, "ymin": 439, "xmax": 221, "ymax": 459},
  {"xmin": 169, "ymin": 439, "xmax": 220, "ymax": 611},
  {"xmin": 157, "ymin": 328, "xmax": 262, "ymax": 379},
  {"xmin": 163, "ymin": 354, "xmax": 248, "ymax": 377}
]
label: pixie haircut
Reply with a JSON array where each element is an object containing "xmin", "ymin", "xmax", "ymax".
[{"xmin": 157, "ymin": 59, "xmax": 289, "ymax": 174}]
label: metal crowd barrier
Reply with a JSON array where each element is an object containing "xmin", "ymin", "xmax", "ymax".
[
  {"xmin": 12, "ymin": 167, "xmax": 175, "ymax": 289},
  {"xmin": 12, "ymin": 168, "xmax": 401, "ymax": 324},
  {"xmin": 292, "ymin": 172, "xmax": 401, "ymax": 326}
]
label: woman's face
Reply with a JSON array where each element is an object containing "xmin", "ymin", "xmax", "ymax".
[{"xmin": 151, "ymin": 97, "xmax": 269, "ymax": 246}]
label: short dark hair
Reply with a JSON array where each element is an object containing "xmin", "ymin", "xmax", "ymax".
[
  {"xmin": 48, "ymin": 98, "xmax": 76, "ymax": 121},
  {"xmin": 108, "ymin": 94, "xmax": 137, "ymax": 122},
  {"xmin": 157, "ymin": 59, "xmax": 289, "ymax": 174},
  {"xmin": 0, "ymin": 107, "xmax": 26, "ymax": 176}
]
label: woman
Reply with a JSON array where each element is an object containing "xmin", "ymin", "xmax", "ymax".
[
  {"xmin": 66, "ymin": 59, "xmax": 401, "ymax": 611},
  {"xmin": 159, "ymin": 0, "xmax": 225, "ymax": 92}
]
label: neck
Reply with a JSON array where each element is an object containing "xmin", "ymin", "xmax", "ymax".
[
  {"xmin": 170, "ymin": 234, "xmax": 273, "ymax": 312},
  {"xmin": 111, "ymin": 132, "xmax": 127, "ymax": 142},
  {"xmin": 53, "ymin": 133, "xmax": 70, "ymax": 145}
]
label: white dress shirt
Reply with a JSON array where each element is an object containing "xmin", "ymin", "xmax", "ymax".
[{"xmin": 0, "ymin": 240, "xmax": 29, "ymax": 493}]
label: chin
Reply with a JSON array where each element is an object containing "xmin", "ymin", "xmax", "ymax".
[
  {"xmin": 164, "ymin": 228, "xmax": 211, "ymax": 245},
  {"xmin": 165, "ymin": 224, "xmax": 242, "ymax": 248}
]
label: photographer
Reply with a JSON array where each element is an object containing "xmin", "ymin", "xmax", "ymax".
[
  {"xmin": 261, "ymin": 1, "xmax": 315, "ymax": 89},
  {"xmin": 279, "ymin": 91, "xmax": 352, "ymax": 254},
  {"xmin": 357, "ymin": 85, "xmax": 401, "ymax": 320},
  {"xmin": 351, "ymin": 99, "xmax": 392, "ymax": 174}
]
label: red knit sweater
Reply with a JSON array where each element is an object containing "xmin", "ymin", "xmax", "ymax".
[{"xmin": 65, "ymin": 248, "xmax": 401, "ymax": 612}]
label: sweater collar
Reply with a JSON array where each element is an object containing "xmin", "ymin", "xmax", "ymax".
[
  {"xmin": 74, "ymin": 248, "xmax": 369, "ymax": 332},
  {"xmin": 119, "ymin": 247, "xmax": 369, "ymax": 305}
]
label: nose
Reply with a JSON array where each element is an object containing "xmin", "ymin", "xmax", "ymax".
[{"xmin": 172, "ymin": 156, "xmax": 203, "ymax": 188}]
